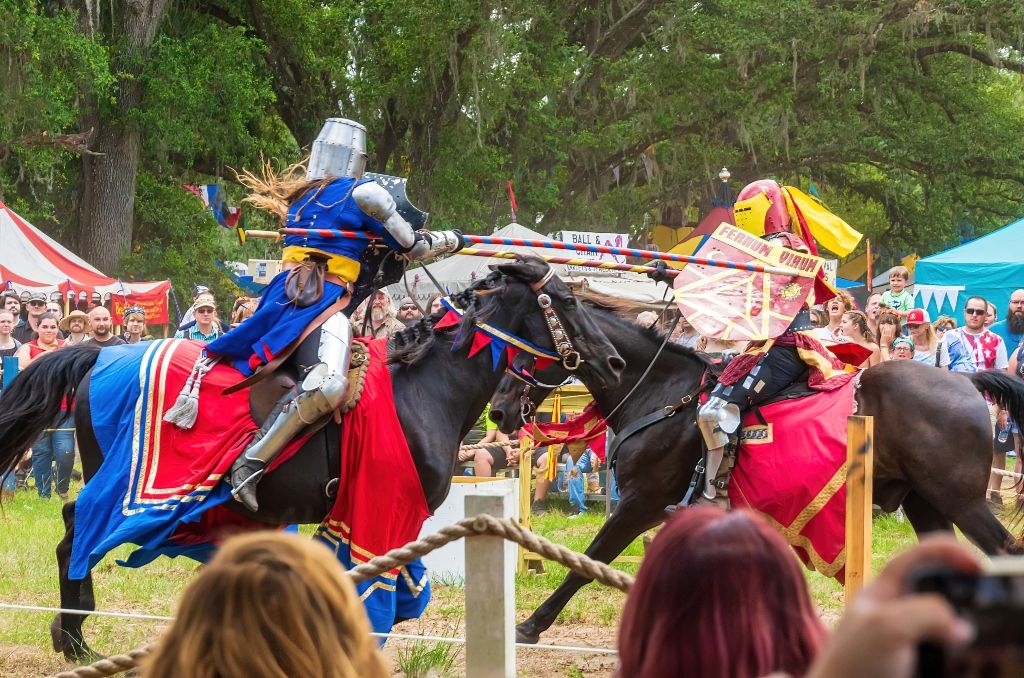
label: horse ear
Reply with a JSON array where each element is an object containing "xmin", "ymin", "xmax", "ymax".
[{"xmin": 495, "ymin": 256, "xmax": 548, "ymax": 283}]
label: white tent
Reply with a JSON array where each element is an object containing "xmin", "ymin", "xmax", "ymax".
[{"xmin": 388, "ymin": 222, "xmax": 665, "ymax": 307}]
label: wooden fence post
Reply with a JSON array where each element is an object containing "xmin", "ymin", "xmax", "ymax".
[
  {"xmin": 844, "ymin": 415, "xmax": 874, "ymax": 601},
  {"xmin": 466, "ymin": 487, "xmax": 516, "ymax": 678}
]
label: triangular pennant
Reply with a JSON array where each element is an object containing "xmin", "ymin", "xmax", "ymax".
[
  {"xmin": 505, "ymin": 345, "xmax": 521, "ymax": 368},
  {"xmin": 434, "ymin": 310, "xmax": 461, "ymax": 330},
  {"xmin": 468, "ymin": 330, "xmax": 492, "ymax": 358},
  {"xmin": 489, "ymin": 338, "xmax": 507, "ymax": 370},
  {"xmin": 534, "ymin": 356, "xmax": 556, "ymax": 371}
]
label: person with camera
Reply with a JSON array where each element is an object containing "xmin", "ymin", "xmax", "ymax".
[{"xmin": 806, "ymin": 535, "xmax": 980, "ymax": 678}]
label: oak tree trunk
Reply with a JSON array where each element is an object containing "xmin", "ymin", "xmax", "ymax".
[{"xmin": 77, "ymin": 0, "xmax": 170, "ymax": 273}]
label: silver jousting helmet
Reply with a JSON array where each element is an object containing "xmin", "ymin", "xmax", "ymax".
[{"xmin": 306, "ymin": 118, "xmax": 368, "ymax": 181}]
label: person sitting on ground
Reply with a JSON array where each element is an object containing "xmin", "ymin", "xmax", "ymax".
[
  {"xmin": 60, "ymin": 310, "xmax": 90, "ymax": 345},
  {"xmin": 617, "ymin": 506, "xmax": 826, "ymax": 677},
  {"xmin": 838, "ymin": 309, "xmax": 880, "ymax": 367},
  {"xmin": 880, "ymin": 265, "xmax": 914, "ymax": 319},
  {"xmin": 84, "ymin": 306, "xmax": 126, "ymax": 347},
  {"xmin": 173, "ymin": 293, "xmax": 223, "ymax": 341},
  {"xmin": 463, "ymin": 403, "xmax": 516, "ymax": 478},
  {"xmin": 121, "ymin": 305, "xmax": 153, "ymax": 344},
  {"xmin": 805, "ymin": 535, "xmax": 979, "ymax": 678},
  {"xmin": 887, "ymin": 336, "xmax": 916, "ymax": 361},
  {"xmin": 143, "ymin": 531, "xmax": 389, "ymax": 678}
]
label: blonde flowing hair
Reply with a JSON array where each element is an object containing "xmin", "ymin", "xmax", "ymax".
[
  {"xmin": 235, "ymin": 157, "xmax": 331, "ymax": 225},
  {"xmin": 143, "ymin": 532, "xmax": 389, "ymax": 678}
]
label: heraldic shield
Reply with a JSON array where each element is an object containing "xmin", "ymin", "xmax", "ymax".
[{"xmin": 672, "ymin": 224, "xmax": 822, "ymax": 342}]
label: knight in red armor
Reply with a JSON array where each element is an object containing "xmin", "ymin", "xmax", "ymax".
[{"xmin": 655, "ymin": 179, "xmax": 840, "ymax": 508}]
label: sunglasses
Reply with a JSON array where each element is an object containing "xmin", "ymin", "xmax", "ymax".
[
  {"xmin": 965, "ymin": 308, "xmax": 986, "ymax": 316},
  {"xmin": 400, "ymin": 305, "xmax": 418, "ymax": 311},
  {"xmin": 28, "ymin": 301, "xmax": 45, "ymax": 307}
]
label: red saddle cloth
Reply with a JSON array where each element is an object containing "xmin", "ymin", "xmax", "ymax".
[{"xmin": 729, "ymin": 377, "xmax": 859, "ymax": 583}]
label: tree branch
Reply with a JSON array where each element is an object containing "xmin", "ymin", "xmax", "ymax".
[{"xmin": 915, "ymin": 43, "xmax": 1024, "ymax": 75}]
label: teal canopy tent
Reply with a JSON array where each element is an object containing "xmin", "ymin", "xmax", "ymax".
[{"xmin": 914, "ymin": 217, "xmax": 1024, "ymax": 319}]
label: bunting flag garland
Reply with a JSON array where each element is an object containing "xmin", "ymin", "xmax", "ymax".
[{"xmin": 436, "ymin": 297, "xmax": 560, "ymax": 371}]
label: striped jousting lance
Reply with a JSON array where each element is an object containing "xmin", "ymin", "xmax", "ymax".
[
  {"xmin": 458, "ymin": 247, "xmax": 680, "ymax": 277},
  {"xmin": 244, "ymin": 227, "xmax": 801, "ymax": 276}
]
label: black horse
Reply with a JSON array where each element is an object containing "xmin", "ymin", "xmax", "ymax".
[
  {"xmin": 0, "ymin": 258, "xmax": 625, "ymax": 661},
  {"xmin": 489, "ymin": 301, "xmax": 1024, "ymax": 644}
]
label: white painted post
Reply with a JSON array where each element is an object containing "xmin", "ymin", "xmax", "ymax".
[{"xmin": 465, "ymin": 486, "xmax": 515, "ymax": 678}]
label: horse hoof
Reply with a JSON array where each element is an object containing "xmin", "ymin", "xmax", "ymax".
[
  {"xmin": 515, "ymin": 624, "xmax": 540, "ymax": 645},
  {"xmin": 50, "ymin": 616, "xmax": 66, "ymax": 653}
]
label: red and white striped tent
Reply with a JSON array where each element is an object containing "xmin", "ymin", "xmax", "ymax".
[{"xmin": 0, "ymin": 201, "xmax": 170, "ymax": 316}]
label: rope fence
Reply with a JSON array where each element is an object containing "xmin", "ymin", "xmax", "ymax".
[{"xmin": 29, "ymin": 514, "xmax": 630, "ymax": 678}]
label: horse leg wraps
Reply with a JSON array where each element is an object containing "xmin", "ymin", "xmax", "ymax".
[{"xmin": 230, "ymin": 312, "xmax": 353, "ymax": 512}]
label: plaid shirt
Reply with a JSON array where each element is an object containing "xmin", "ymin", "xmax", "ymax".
[{"xmin": 174, "ymin": 324, "xmax": 222, "ymax": 342}]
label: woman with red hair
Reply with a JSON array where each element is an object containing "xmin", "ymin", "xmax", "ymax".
[{"xmin": 617, "ymin": 506, "xmax": 826, "ymax": 677}]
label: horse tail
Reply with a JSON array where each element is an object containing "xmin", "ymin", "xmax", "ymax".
[
  {"xmin": 968, "ymin": 370, "xmax": 1024, "ymax": 429},
  {"xmin": 0, "ymin": 344, "xmax": 101, "ymax": 489}
]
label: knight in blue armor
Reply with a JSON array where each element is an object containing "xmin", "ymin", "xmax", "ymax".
[{"xmin": 197, "ymin": 118, "xmax": 463, "ymax": 511}]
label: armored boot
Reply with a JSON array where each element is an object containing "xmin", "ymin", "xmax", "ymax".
[{"xmin": 229, "ymin": 312, "xmax": 353, "ymax": 512}]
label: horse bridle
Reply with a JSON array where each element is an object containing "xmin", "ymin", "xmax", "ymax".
[{"xmin": 529, "ymin": 268, "xmax": 583, "ymax": 371}]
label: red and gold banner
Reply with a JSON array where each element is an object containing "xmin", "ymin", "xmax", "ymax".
[
  {"xmin": 519, "ymin": 401, "xmax": 608, "ymax": 462},
  {"xmin": 112, "ymin": 288, "xmax": 170, "ymax": 324},
  {"xmin": 673, "ymin": 224, "xmax": 822, "ymax": 341}
]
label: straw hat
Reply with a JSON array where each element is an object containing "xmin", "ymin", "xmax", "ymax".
[{"xmin": 59, "ymin": 309, "xmax": 89, "ymax": 332}]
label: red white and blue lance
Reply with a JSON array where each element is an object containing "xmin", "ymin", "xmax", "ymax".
[{"xmin": 251, "ymin": 227, "xmax": 801, "ymax": 276}]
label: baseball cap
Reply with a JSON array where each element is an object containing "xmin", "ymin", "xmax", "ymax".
[
  {"xmin": 905, "ymin": 308, "xmax": 930, "ymax": 325},
  {"xmin": 194, "ymin": 293, "xmax": 216, "ymax": 310}
]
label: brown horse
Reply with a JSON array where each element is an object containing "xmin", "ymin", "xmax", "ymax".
[{"xmin": 490, "ymin": 302, "xmax": 1024, "ymax": 644}]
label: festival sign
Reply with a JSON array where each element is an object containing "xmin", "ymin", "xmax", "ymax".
[
  {"xmin": 112, "ymin": 287, "xmax": 170, "ymax": 324},
  {"xmin": 673, "ymin": 224, "xmax": 822, "ymax": 341},
  {"xmin": 555, "ymin": 230, "xmax": 629, "ymax": 272}
]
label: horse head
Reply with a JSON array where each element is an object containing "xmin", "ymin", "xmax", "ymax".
[{"xmin": 490, "ymin": 256, "xmax": 624, "ymax": 390}]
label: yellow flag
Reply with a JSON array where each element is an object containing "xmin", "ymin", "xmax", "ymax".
[{"xmin": 784, "ymin": 186, "xmax": 863, "ymax": 257}]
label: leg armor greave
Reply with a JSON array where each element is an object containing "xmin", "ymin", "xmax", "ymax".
[{"xmin": 230, "ymin": 312, "xmax": 353, "ymax": 512}]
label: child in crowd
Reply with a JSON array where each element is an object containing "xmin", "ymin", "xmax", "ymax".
[{"xmin": 880, "ymin": 265, "xmax": 914, "ymax": 318}]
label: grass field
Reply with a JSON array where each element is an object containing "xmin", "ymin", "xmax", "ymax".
[{"xmin": 0, "ymin": 482, "xmax": 1002, "ymax": 677}]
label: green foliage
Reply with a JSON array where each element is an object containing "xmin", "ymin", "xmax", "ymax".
[
  {"xmin": 394, "ymin": 636, "xmax": 462, "ymax": 678},
  {"xmin": 6, "ymin": 0, "xmax": 1024, "ymax": 282},
  {"xmin": 120, "ymin": 172, "xmax": 242, "ymax": 314}
]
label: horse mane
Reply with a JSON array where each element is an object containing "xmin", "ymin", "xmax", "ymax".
[
  {"xmin": 578, "ymin": 295, "xmax": 712, "ymax": 367},
  {"xmin": 387, "ymin": 272, "xmax": 508, "ymax": 366}
]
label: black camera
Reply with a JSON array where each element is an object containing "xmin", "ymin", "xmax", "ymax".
[{"xmin": 913, "ymin": 558, "xmax": 1024, "ymax": 677}]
